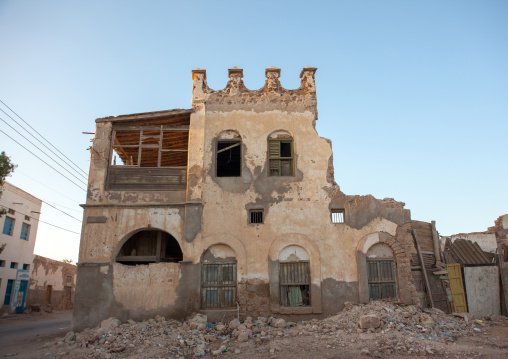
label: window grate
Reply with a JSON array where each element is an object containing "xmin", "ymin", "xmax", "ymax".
[
  {"xmin": 331, "ymin": 209, "xmax": 345, "ymax": 224},
  {"xmin": 201, "ymin": 263, "xmax": 237, "ymax": 308},
  {"xmin": 249, "ymin": 209, "xmax": 263, "ymax": 224},
  {"xmin": 279, "ymin": 262, "xmax": 311, "ymax": 307}
]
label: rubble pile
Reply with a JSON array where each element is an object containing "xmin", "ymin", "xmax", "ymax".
[{"xmin": 44, "ymin": 300, "xmax": 505, "ymax": 358}]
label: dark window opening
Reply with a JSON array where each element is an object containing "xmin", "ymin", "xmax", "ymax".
[
  {"xmin": 331, "ymin": 209, "xmax": 345, "ymax": 224},
  {"xmin": 249, "ymin": 209, "xmax": 263, "ymax": 224},
  {"xmin": 268, "ymin": 139, "xmax": 294, "ymax": 176},
  {"xmin": 280, "ymin": 261, "xmax": 311, "ymax": 306},
  {"xmin": 10, "ymin": 262, "xmax": 18, "ymax": 269},
  {"xmin": 367, "ymin": 259, "xmax": 397, "ymax": 300},
  {"xmin": 7, "ymin": 208, "xmax": 15, "ymax": 215},
  {"xmin": 217, "ymin": 141, "xmax": 241, "ymax": 177},
  {"xmin": 201, "ymin": 263, "xmax": 237, "ymax": 308},
  {"xmin": 116, "ymin": 230, "xmax": 183, "ymax": 265},
  {"xmin": 22, "ymin": 264, "xmax": 30, "ymax": 271}
]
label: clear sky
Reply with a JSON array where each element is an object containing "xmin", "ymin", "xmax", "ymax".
[{"xmin": 0, "ymin": 1, "xmax": 507, "ymax": 263}]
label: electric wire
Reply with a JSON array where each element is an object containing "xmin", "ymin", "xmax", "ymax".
[
  {"xmin": 0, "ymin": 129, "xmax": 87, "ymax": 192},
  {"xmin": 40, "ymin": 199, "xmax": 82, "ymax": 213},
  {"xmin": 0, "ymin": 205, "xmax": 80, "ymax": 235},
  {"xmin": 0, "ymin": 116, "xmax": 88, "ymax": 186},
  {"xmin": 41, "ymin": 201, "xmax": 82, "ymax": 222},
  {"xmin": 0, "ymin": 107, "xmax": 88, "ymax": 181},
  {"xmin": 16, "ymin": 170, "xmax": 82, "ymax": 203},
  {"xmin": 0, "ymin": 99, "xmax": 87, "ymax": 177}
]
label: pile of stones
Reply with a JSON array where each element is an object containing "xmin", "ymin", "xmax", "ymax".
[{"xmin": 44, "ymin": 300, "xmax": 505, "ymax": 358}]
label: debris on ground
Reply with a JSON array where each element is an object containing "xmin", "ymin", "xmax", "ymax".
[{"xmin": 43, "ymin": 300, "xmax": 508, "ymax": 358}]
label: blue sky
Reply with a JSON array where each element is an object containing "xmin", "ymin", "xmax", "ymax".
[{"xmin": 0, "ymin": 1, "xmax": 507, "ymax": 262}]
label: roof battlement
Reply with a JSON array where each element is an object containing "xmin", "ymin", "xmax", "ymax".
[{"xmin": 191, "ymin": 67, "xmax": 318, "ymax": 113}]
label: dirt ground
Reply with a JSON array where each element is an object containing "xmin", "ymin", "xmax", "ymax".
[
  {"xmin": 17, "ymin": 301, "xmax": 508, "ymax": 359},
  {"xmin": 0, "ymin": 310, "xmax": 72, "ymax": 358}
]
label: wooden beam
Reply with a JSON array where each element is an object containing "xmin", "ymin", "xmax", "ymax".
[
  {"xmin": 217, "ymin": 142, "xmax": 241, "ymax": 154},
  {"xmin": 116, "ymin": 256, "xmax": 157, "ymax": 262},
  {"xmin": 411, "ymin": 229, "xmax": 435, "ymax": 308}
]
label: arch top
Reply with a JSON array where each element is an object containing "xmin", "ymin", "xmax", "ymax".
[
  {"xmin": 279, "ymin": 245, "xmax": 309, "ymax": 262},
  {"xmin": 202, "ymin": 243, "xmax": 237, "ymax": 263}
]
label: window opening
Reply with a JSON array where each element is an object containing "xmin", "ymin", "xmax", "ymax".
[
  {"xmin": 0, "ymin": 260, "xmax": 5, "ymax": 267},
  {"xmin": 116, "ymin": 230, "xmax": 183, "ymax": 265},
  {"xmin": 111, "ymin": 128, "xmax": 189, "ymax": 168},
  {"xmin": 331, "ymin": 209, "xmax": 345, "ymax": 224},
  {"xmin": 216, "ymin": 141, "xmax": 241, "ymax": 177},
  {"xmin": 4, "ymin": 279, "xmax": 14, "ymax": 305},
  {"xmin": 22, "ymin": 264, "xmax": 30, "ymax": 271},
  {"xmin": 367, "ymin": 259, "xmax": 397, "ymax": 300},
  {"xmin": 249, "ymin": 209, "xmax": 263, "ymax": 224},
  {"xmin": 20, "ymin": 223, "xmax": 30, "ymax": 241},
  {"xmin": 2, "ymin": 217, "xmax": 15, "ymax": 236},
  {"xmin": 24, "ymin": 215, "xmax": 30, "ymax": 221},
  {"xmin": 10, "ymin": 262, "xmax": 18, "ymax": 269},
  {"xmin": 7, "ymin": 208, "xmax": 15, "ymax": 215},
  {"xmin": 280, "ymin": 261, "xmax": 311, "ymax": 306},
  {"xmin": 268, "ymin": 139, "xmax": 294, "ymax": 176},
  {"xmin": 201, "ymin": 263, "xmax": 237, "ymax": 308}
]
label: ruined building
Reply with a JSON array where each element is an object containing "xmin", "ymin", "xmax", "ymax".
[{"xmin": 73, "ymin": 67, "xmax": 423, "ymax": 330}]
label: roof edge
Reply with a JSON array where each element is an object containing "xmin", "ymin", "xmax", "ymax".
[{"xmin": 95, "ymin": 108, "xmax": 195, "ymax": 123}]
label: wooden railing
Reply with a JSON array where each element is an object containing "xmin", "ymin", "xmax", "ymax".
[{"xmin": 107, "ymin": 166, "xmax": 187, "ymax": 191}]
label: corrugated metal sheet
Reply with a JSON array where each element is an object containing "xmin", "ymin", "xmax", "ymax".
[{"xmin": 443, "ymin": 238, "xmax": 493, "ymax": 265}]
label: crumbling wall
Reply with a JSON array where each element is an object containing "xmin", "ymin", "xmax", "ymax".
[{"xmin": 26, "ymin": 255, "xmax": 77, "ymax": 309}]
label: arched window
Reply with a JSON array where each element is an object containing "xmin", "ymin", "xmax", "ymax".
[
  {"xmin": 116, "ymin": 230, "xmax": 183, "ymax": 265},
  {"xmin": 366, "ymin": 243, "xmax": 397, "ymax": 300},
  {"xmin": 201, "ymin": 244, "xmax": 237, "ymax": 308},
  {"xmin": 279, "ymin": 245, "xmax": 310, "ymax": 306},
  {"xmin": 268, "ymin": 131, "xmax": 294, "ymax": 176}
]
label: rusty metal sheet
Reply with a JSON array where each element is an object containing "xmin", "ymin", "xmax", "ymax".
[{"xmin": 443, "ymin": 238, "xmax": 492, "ymax": 265}]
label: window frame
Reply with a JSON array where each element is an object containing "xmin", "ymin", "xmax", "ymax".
[
  {"xmin": 201, "ymin": 262, "xmax": 237, "ymax": 309},
  {"xmin": 2, "ymin": 217, "xmax": 15, "ymax": 236},
  {"xmin": 249, "ymin": 209, "xmax": 264, "ymax": 224},
  {"xmin": 268, "ymin": 138, "xmax": 294, "ymax": 177},
  {"xmin": 22, "ymin": 264, "xmax": 30, "ymax": 271},
  {"xmin": 367, "ymin": 259, "xmax": 397, "ymax": 300},
  {"xmin": 10, "ymin": 262, "xmax": 18, "ymax": 269},
  {"xmin": 216, "ymin": 139, "xmax": 242, "ymax": 177},
  {"xmin": 20, "ymin": 223, "xmax": 30, "ymax": 241},
  {"xmin": 279, "ymin": 261, "xmax": 311, "ymax": 307},
  {"xmin": 331, "ymin": 209, "xmax": 345, "ymax": 224}
]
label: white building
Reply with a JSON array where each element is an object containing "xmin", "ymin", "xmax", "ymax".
[{"xmin": 0, "ymin": 182, "xmax": 42, "ymax": 314}]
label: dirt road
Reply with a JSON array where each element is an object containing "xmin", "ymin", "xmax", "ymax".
[{"xmin": 0, "ymin": 310, "xmax": 72, "ymax": 358}]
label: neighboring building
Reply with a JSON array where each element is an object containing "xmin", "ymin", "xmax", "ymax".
[
  {"xmin": 0, "ymin": 182, "xmax": 42, "ymax": 315},
  {"xmin": 26, "ymin": 255, "xmax": 77, "ymax": 310},
  {"xmin": 73, "ymin": 67, "xmax": 427, "ymax": 331}
]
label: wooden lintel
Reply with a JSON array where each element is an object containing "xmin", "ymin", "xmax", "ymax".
[
  {"xmin": 217, "ymin": 142, "xmax": 240, "ymax": 154},
  {"xmin": 116, "ymin": 256, "xmax": 157, "ymax": 262}
]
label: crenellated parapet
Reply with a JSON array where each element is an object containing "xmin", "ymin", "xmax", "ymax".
[{"xmin": 191, "ymin": 66, "xmax": 318, "ymax": 113}]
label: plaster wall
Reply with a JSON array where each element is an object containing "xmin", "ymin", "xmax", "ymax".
[
  {"xmin": 464, "ymin": 266, "xmax": 501, "ymax": 318},
  {"xmin": 0, "ymin": 182, "xmax": 41, "ymax": 314}
]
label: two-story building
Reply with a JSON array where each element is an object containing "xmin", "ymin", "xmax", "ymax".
[
  {"xmin": 0, "ymin": 182, "xmax": 42, "ymax": 314},
  {"xmin": 73, "ymin": 67, "xmax": 422, "ymax": 331}
]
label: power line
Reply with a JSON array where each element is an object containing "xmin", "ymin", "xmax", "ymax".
[
  {"xmin": 0, "ymin": 115, "xmax": 88, "ymax": 186},
  {"xmin": 0, "ymin": 99, "xmax": 88, "ymax": 177},
  {"xmin": 42, "ymin": 201, "xmax": 82, "ymax": 222},
  {"xmin": 40, "ymin": 199, "xmax": 82, "ymax": 213},
  {"xmin": 0, "ymin": 129, "xmax": 87, "ymax": 192},
  {"xmin": 0, "ymin": 205, "xmax": 80, "ymax": 235},
  {"xmin": 0, "ymin": 107, "xmax": 88, "ymax": 181},
  {"xmin": 16, "ymin": 170, "xmax": 83, "ymax": 204}
]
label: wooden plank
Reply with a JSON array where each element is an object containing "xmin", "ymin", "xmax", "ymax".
[
  {"xmin": 447, "ymin": 263, "xmax": 468, "ymax": 312},
  {"xmin": 113, "ymin": 125, "xmax": 190, "ymax": 131},
  {"xmin": 411, "ymin": 229, "xmax": 435, "ymax": 308},
  {"xmin": 116, "ymin": 256, "xmax": 157, "ymax": 262}
]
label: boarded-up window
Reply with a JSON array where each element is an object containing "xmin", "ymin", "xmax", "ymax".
[
  {"xmin": 367, "ymin": 260, "xmax": 397, "ymax": 300},
  {"xmin": 201, "ymin": 263, "xmax": 237, "ymax": 308},
  {"xmin": 268, "ymin": 139, "xmax": 294, "ymax": 176},
  {"xmin": 280, "ymin": 262, "xmax": 311, "ymax": 306},
  {"xmin": 217, "ymin": 141, "xmax": 241, "ymax": 177}
]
